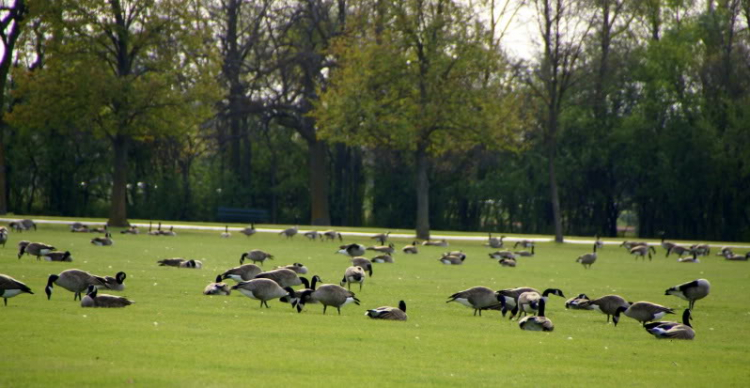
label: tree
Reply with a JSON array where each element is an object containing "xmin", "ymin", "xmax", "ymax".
[{"xmin": 315, "ymin": 0, "xmax": 522, "ymax": 239}]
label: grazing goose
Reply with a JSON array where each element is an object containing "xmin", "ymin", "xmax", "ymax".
[
  {"xmin": 240, "ymin": 224, "xmax": 257, "ymax": 237},
  {"xmin": 279, "ymin": 226, "xmax": 298, "ymax": 238},
  {"xmin": 724, "ymin": 251, "xmax": 749, "ymax": 261},
  {"xmin": 564, "ymin": 293, "xmax": 593, "ymax": 310},
  {"xmin": 337, "ymin": 243, "xmax": 366, "ymax": 257},
  {"xmin": 340, "ymin": 266, "xmax": 366, "ymax": 290},
  {"xmin": 282, "ymin": 275, "xmax": 322, "ymax": 305},
  {"xmin": 276, "ymin": 263, "xmax": 309, "ymax": 274},
  {"xmin": 18, "ymin": 242, "xmax": 56, "ymax": 260},
  {"xmin": 370, "ymin": 231, "xmax": 390, "ymax": 245},
  {"xmin": 232, "ymin": 278, "xmax": 296, "ymax": 308},
  {"xmin": 498, "ymin": 258, "xmax": 517, "ymax": 267},
  {"xmin": 446, "ymin": 286, "xmax": 505, "ymax": 316},
  {"xmin": 630, "ymin": 245, "xmax": 656, "ymax": 261},
  {"xmin": 43, "ymin": 251, "xmax": 73, "ymax": 262},
  {"xmin": 0, "ymin": 227, "xmax": 7, "ymax": 247},
  {"xmin": 402, "ymin": 241, "xmax": 419, "ymax": 254},
  {"xmin": 422, "ymin": 239, "xmax": 448, "ymax": 247},
  {"xmin": 576, "ymin": 244, "xmax": 597, "ymax": 269},
  {"xmin": 665, "ymin": 278, "xmax": 710, "ymax": 310},
  {"xmin": 579, "ymin": 295, "xmax": 630, "ymax": 323},
  {"xmin": 120, "ymin": 226, "xmax": 139, "ymax": 234},
  {"xmin": 81, "ymin": 285, "xmax": 133, "ymax": 308},
  {"xmin": 322, "ymin": 230, "xmax": 343, "ymax": 241},
  {"xmin": 254, "ymin": 268, "xmax": 306, "ymax": 288},
  {"xmin": 367, "ymin": 243, "xmax": 395, "ymax": 255},
  {"xmin": 496, "ymin": 287, "xmax": 539, "ymax": 316},
  {"xmin": 0, "ymin": 274, "xmax": 34, "ymax": 306},
  {"xmin": 513, "ymin": 288, "xmax": 565, "ymax": 319},
  {"xmin": 91, "ymin": 233, "xmax": 114, "ymax": 246},
  {"xmin": 157, "ymin": 258, "xmax": 186, "ymax": 267},
  {"xmin": 513, "ymin": 239, "xmax": 534, "ymax": 249},
  {"xmin": 644, "ymin": 309, "xmax": 695, "ymax": 340},
  {"xmin": 221, "ymin": 264, "xmax": 262, "ymax": 282},
  {"xmin": 613, "ymin": 301, "xmax": 674, "ymax": 326},
  {"xmin": 45, "ymin": 269, "xmax": 107, "ymax": 300},
  {"xmin": 350, "ymin": 258, "xmax": 374, "ymax": 276},
  {"xmin": 666, "ymin": 245, "xmax": 690, "ymax": 257},
  {"xmin": 366, "ymin": 300, "xmax": 407, "ymax": 321},
  {"xmin": 620, "ymin": 240, "xmax": 647, "ymax": 250},
  {"xmin": 518, "ymin": 298, "xmax": 554, "ymax": 332},
  {"xmin": 240, "ymin": 250, "xmax": 274, "ymax": 265},
  {"xmin": 514, "ymin": 246, "xmax": 535, "ymax": 257},
  {"xmin": 220, "ymin": 225, "xmax": 231, "ymax": 238},
  {"xmin": 303, "ymin": 230, "xmax": 320, "ymax": 241},
  {"xmin": 439, "ymin": 253, "xmax": 465, "ymax": 265},
  {"xmin": 689, "ymin": 243, "xmax": 710, "ymax": 256},
  {"xmin": 659, "ymin": 231, "xmax": 676, "ymax": 254},
  {"xmin": 179, "ymin": 259, "xmax": 203, "ymax": 269},
  {"xmin": 103, "ymin": 272, "xmax": 127, "ymax": 291},
  {"xmin": 489, "ymin": 250, "xmax": 515, "ymax": 260},
  {"xmin": 204, "ymin": 275, "xmax": 231, "ymax": 296},
  {"xmin": 371, "ymin": 255, "xmax": 394, "ymax": 264},
  {"xmin": 9, "ymin": 219, "xmax": 36, "ymax": 232},
  {"xmin": 486, "ymin": 233, "xmax": 505, "ymax": 249},
  {"xmin": 295, "ymin": 284, "xmax": 360, "ymax": 314}
]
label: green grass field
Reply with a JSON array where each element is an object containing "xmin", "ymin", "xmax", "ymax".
[{"xmin": 1, "ymin": 220, "xmax": 749, "ymax": 387}]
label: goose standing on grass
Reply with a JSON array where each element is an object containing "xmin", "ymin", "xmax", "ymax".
[
  {"xmin": 337, "ymin": 243, "xmax": 366, "ymax": 257},
  {"xmin": 45, "ymin": 269, "xmax": 107, "ymax": 301},
  {"xmin": 659, "ymin": 231, "xmax": 676, "ymax": 255},
  {"xmin": 644, "ymin": 309, "xmax": 695, "ymax": 340},
  {"xmin": 665, "ymin": 278, "xmax": 710, "ymax": 310},
  {"xmin": 690, "ymin": 243, "xmax": 710, "ymax": 256},
  {"xmin": 9, "ymin": 219, "xmax": 36, "ymax": 232},
  {"xmin": 282, "ymin": 275, "xmax": 322, "ymax": 305},
  {"xmin": 496, "ymin": 287, "xmax": 539, "ymax": 317},
  {"xmin": 366, "ymin": 300, "xmax": 407, "ymax": 321},
  {"xmin": 402, "ymin": 241, "xmax": 419, "ymax": 254},
  {"xmin": 279, "ymin": 226, "xmax": 298, "ymax": 239},
  {"xmin": 232, "ymin": 278, "xmax": 296, "ymax": 308},
  {"xmin": 43, "ymin": 251, "xmax": 73, "ymax": 262},
  {"xmin": 220, "ymin": 226, "xmax": 231, "ymax": 238},
  {"xmin": 303, "ymin": 230, "xmax": 320, "ymax": 241},
  {"xmin": 513, "ymin": 239, "xmax": 534, "ymax": 249},
  {"xmin": 295, "ymin": 284, "xmax": 360, "ymax": 315},
  {"xmin": 0, "ymin": 227, "xmax": 7, "ymax": 247},
  {"xmin": 578, "ymin": 295, "xmax": 630, "ymax": 323},
  {"xmin": 576, "ymin": 244, "xmax": 597, "ymax": 269},
  {"xmin": 81, "ymin": 285, "xmax": 133, "ymax": 308},
  {"xmin": 666, "ymin": 245, "xmax": 690, "ymax": 257},
  {"xmin": 594, "ymin": 234, "xmax": 604, "ymax": 250},
  {"xmin": 103, "ymin": 272, "xmax": 127, "ymax": 291},
  {"xmin": 514, "ymin": 246, "xmax": 535, "ymax": 257},
  {"xmin": 519, "ymin": 299, "xmax": 554, "ymax": 332},
  {"xmin": 91, "ymin": 233, "xmax": 114, "ymax": 246},
  {"xmin": 18, "ymin": 242, "xmax": 56, "ymax": 260},
  {"xmin": 350, "ymin": 258, "xmax": 374, "ymax": 277},
  {"xmin": 204, "ymin": 275, "xmax": 232, "ymax": 296},
  {"xmin": 367, "ymin": 243, "xmax": 395, "ymax": 255},
  {"xmin": 241, "ymin": 224, "xmax": 257, "ymax": 237},
  {"xmin": 240, "ymin": 250, "xmax": 274, "ymax": 265},
  {"xmin": 446, "ymin": 287, "xmax": 505, "ymax": 316},
  {"xmin": 322, "ymin": 230, "xmax": 343, "ymax": 241},
  {"xmin": 221, "ymin": 264, "xmax": 262, "ymax": 282},
  {"xmin": 340, "ymin": 266, "xmax": 366, "ymax": 291},
  {"xmin": 486, "ymin": 233, "xmax": 504, "ymax": 249},
  {"xmin": 254, "ymin": 268, "xmax": 306, "ymax": 288},
  {"xmin": 0, "ymin": 274, "xmax": 33, "ymax": 306},
  {"xmin": 371, "ymin": 231, "xmax": 390, "ymax": 245},
  {"xmin": 613, "ymin": 301, "xmax": 674, "ymax": 326},
  {"xmin": 513, "ymin": 288, "xmax": 566, "ymax": 319},
  {"xmin": 630, "ymin": 245, "xmax": 656, "ymax": 261}
]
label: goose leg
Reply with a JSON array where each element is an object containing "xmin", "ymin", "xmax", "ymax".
[
  {"xmin": 3, "ymin": 298, "xmax": 6, "ymax": 306},
  {"xmin": 337, "ymin": 307, "xmax": 341, "ymax": 315},
  {"xmin": 323, "ymin": 305, "xmax": 328, "ymax": 314}
]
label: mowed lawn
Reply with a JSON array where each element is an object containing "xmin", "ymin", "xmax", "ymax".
[{"xmin": 1, "ymin": 221, "xmax": 749, "ymax": 387}]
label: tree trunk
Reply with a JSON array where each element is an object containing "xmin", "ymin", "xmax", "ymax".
[
  {"xmin": 415, "ymin": 147, "xmax": 430, "ymax": 240},
  {"xmin": 108, "ymin": 134, "xmax": 130, "ymax": 226},
  {"xmin": 0, "ymin": 132, "xmax": 6, "ymax": 214},
  {"xmin": 308, "ymin": 138, "xmax": 331, "ymax": 225},
  {"xmin": 547, "ymin": 109, "xmax": 563, "ymax": 242}
]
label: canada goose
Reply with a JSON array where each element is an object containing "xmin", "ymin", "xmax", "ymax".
[
  {"xmin": 630, "ymin": 245, "xmax": 656, "ymax": 261},
  {"xmin": 496, "ymin": 287, "xmax": 539, "ymax": 316},
  {"xmin": 678, "ymin": 252, "xmax": 701, "ymax": 263},
  {"xmin": 221, "ymin": 264, "xmax": 262, "ymax": 282},
  {"xmin": 254, "ymin": 269, "xmax": 306, "ymax": 288},
  {"xmin": 17, "ymin": 241, "xmax": 29, "ymax": 256},
  {"xmin": 371, "ymin": 255, "xmax": 394, "ymax": 264},
  {"xmin": 295, "ymin": 284, "xmax": 360, "ymax": 314},
  {"xmin": 204, "ymin": 275, "xmax": 231, "ymax": 296},
  {"xmin": 18, "ymin": 242, "xmax": 56, "ymax": 260},
  {"xmin": 279, "ymin": 226, "xmax": 298, "ymax": 238},
  {"xmin": 276, "ymin": 263, "xmax": 309, "ymax": 274},
  {"xmin": 439, "ymin": 253, "xmax": 465, "ymax": 265},
  {"xmin": 666, "ymin": 245, "xmax": 690, "ymax": 257},
  {"xmin": 220, "ymin": 225, "xmax": 231, "ymax": 238},
  {"xmin": 489, "ymin": 250, "xmax": 516, "ymax": 260},
  {"xmin": 120, "ymin": 226, "xmax": 139, "ymax": 234},
  {"xmin": 513, "ymin": 240, "xmax": 534, "ymax": 249},
  {"xmin": 366, "ymin": 300, "xmax": 407, "ymax": 321},
  {"xmin": 725, "ymin": 252, "xmax": 750, "ymax": 261},
  {"xmin": 689, "ymin": 243, "xmax": 710, "ymax": 256},
  {"xmin": 43, "ymin": 251, "xmax": 73, "ymax": 262},
  {"xmin": 613, "ymin": 301, "xmax": 674, "ymax": 326},
  {"xmin": 498, "ymin": 258, "xmax": 517, "ymax": 267},
  {"xmin": 340, "ymin": 266, "xmax": 366, "ymax": 290},
  {"xmin": 161, "ymin": 226, "xmax": 177, "ymax": 236},
  {"xmin": 322, "ymin": 230, "xmax": 343, "ymax": 241},
  {"xmin": 370, "ymin": 231, "xmax": 390, "ymax": 245},
  {"xmin": 0, "ymin": 274, "xmax": 33, "ymax": 306},
  {"xmin": 240, "ymin": 250, "xmax": 274, "ymax": 265},
  {"xmin": 103, "ymin": 272, "xmax": 127, "ymax": 291},
  {"xmin": 179, "ymin": 259, "xmax": 202, "ymax": 269},
  {"xmin": 518, "ymin": 298, "xmax": 554, "ymax": 332},
  {"xmin": 576, "ymin": 244, "xmax": 597, "ymax": 269},
  {"xmin": 514, "ymin": 246, "xmax": 535, "ymax": 257},
  {"xmin": 0, "ymin": 227, "xmax": 7, "ymax": 247},
  {"xmin": 659, "ymin": 231, "xmax": 675, "ymax": 254},
  {"xmin": 81, "ymin": 285, "xmax": 133, "ymax": 308},
  {"xmin": 564, "ymin": 293, "xmax": 593, "ymax": 310},
  {"xmin": 91, "ymin": 233, "xmax": 114, "ymax": 246},
  {"xmin": 367, "ymin": 243, "xmax": 395, "ymax": 255},
  {"xmin": 486, "ymin": 233, "xmax": 505, "ymax": 249},
  {"xmin": 644, "ymin": 309, "xmax": 695, "ymax": 340},
  {"xmin": 232, "ymin": 278, "xmax": 296, "ymax": 308},
  {"xmin": 70, "ymin": 223, "xmax": 89, "ymax": 233},
  {"xmin": 9, "ymin": 219, "xmax": 36, "ymax": 232},
  {"xmin": 594, "ymin": 234, "xmax": 604, "ymax": 250},
  {"xmin": 402, "ymin": 241, "xmax": 419, "ymax": 254},
  {"xmin": 716, "ymin": 246, "xmax": 733, "ymax": 257},
  {"xmin": 303, "ymin": 230, "xmax": 320, "ymax": 240},
  {"xmin": 337, "ymin": 243, "xmax": 366, "ymax": 257},
  {"xmin": 157, "ymin": 258, "xmax": 186, "ymax": 267},
  {"xmin": 90, "ymin": 225, "xmax": 107, "ymax": 233},
  {"xmin": 282, "ymin": 275, "xmax": 322, "ymax": 305},
  {"xmin": 513, "ymin": 288, "xmax": 566, "ymax": 319},
  {"xmin": 665, "ymin": 278, "xmax": 710, "ymax": 310},
  {"xmin": 45, "ymin": 269, "xmax": 107, "ymax": 300},
  {"xmin": 147, "ymin": 221, "xmax": 161, "ymax": 235},
  {"xmin": 619, "ymin": 240, "xmax": 647, "ymax": 250},
  {"xmin": 240, "ymin": 224, "xmax": 257, "ymax": 237},
  {"xmin": 447, "ymin": 287, "xmax": 505, "ymax": 316},
  {"xmin": 579, "ymin": 295, "xmax": 630, "ymax": 323},
  {"xmin": 422, "ymin": 239, "xmax": 448, "ymax": 247},
  {"xmin": 350, "ymin": 258, "xmax": 374, "ymax": 276}
]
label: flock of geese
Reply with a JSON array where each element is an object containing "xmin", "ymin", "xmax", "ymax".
[{"xmin": 1, "ymin": 221, "xmax": 745, "ymax": 338}]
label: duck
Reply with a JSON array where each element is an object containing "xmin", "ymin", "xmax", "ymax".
[
  {"xmin": 337, "ymin": 243, "xmax": 366, "ymax": 257},
  {"xmin": 340, "ymin": 266, "xmax": 366, "ymax": 291},
  {"xmin": 204, "ymin": 275, "xmax": 232, "ymax": 296},
  {"xmin": 0, "ymin": 274, "xmax": 34, "ymax": 306},
  {"xmin": 232, "ymin": 278, "xmax": 296, "ymax": 308},
  {"xmin": 366, "ymin": 300, "xmax": 407, "ymax": 321},
  {"xmin": 665, "ymin": 278, "xmax": 710, "ymax": 310},
  {"xmin": 81, "ymin": 285, "xmax": 133, "ymax": 308},
  {"xmin": 518, "ymin": 299, "xmax": 554, "ymax": 332},
  {"xmin": 43, "ymin": 251, "xmax": 73, "ymax": 262},
  {"xmin": 644, "ymin": 309, "xmax": 695, "ymax": 340},
  {"xmin": 91, "ymin": 233, "xmax": 114, "ymax": 246},
  {"xmin": 295, "ymin": 284, "xmax": 360, "ymax": 314},
  {"xmin": 576, "ymin": 244, "xmax": 597, "ymax": 269},
  {"xmin": 221, "ymin": 264, "xmax": 262, "ymax": 282},
  {"xmin": 45, "ymin": 269, "xmax": 108, "ymax": 301},
  {"xmin": 613, "ymin": 301, "xmax": 674, "ymax": 326},
  {"xmin": 447, "ymin": 286, "xmax": 505, "ymax": 316},
  {"xmin": 240, "ymin": 250, "xmax": 273, "ymax": 265}
]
